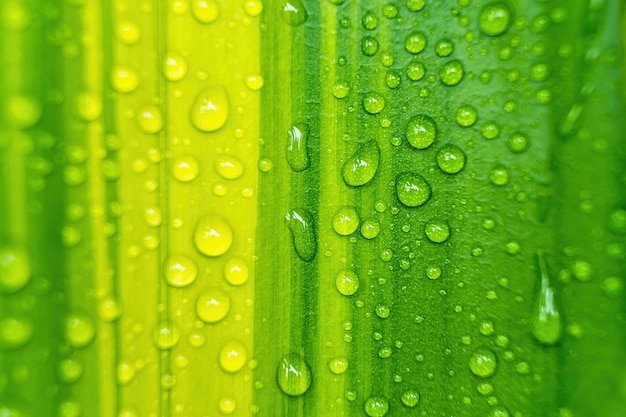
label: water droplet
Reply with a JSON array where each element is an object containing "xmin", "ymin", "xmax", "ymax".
[
  {"xmin": 163, "ymin": 51, "xmax": 188, "ymax": 81},
  {"xmin": 406, "ymin": 61, "xmax": 425, "ymax": 81},
  {"xmin": 469, "ymin": 347, "xmax": 498, "ymax": 378},
  {"xmin": 440, "ymin": 60, "xmax": 464, "ymax": 86},
  {"xmin": 219, "ymin": 340, "xmax": 247, "ymax": 373},
  {"xmin": 456, "ymin": 105, "xmax": 477, "ymax": 127},
  {"xmin": 0, "ymin": 317, "xmax": 32, "ymax": 349},
  {"xmin": 490, "ymin": 406, "xmax": 510, "ymax": 417},
  {"xmin": 192, "ymin": 0, "xmax": 219, "ymax": 23},
  {"xmin": 154, "ymin": 322, "xmax": 180, "ymax": 349},
  {"xmin": 342, "ymin": 140, "xmax": 380, "ymax": 187},
  {"xmin": 116, "ymin": 20, "xmax": 140, "ymax": 44},
  {"xmin": 363, "ymin": 92, "xmax": 385, "ymax": 114},
  {"xmin": 407, "ymin": 0, "xmax": 425, "ymax": 11},
  {"xmin": 401, "ymin": 390, "xmax": 420, "ymax": 407},
  {"xmin": 165, "ymin": 255, "xmax": 198, "ymax": 287},
  {"xmin": 364, "ymin": 396, "xmax": 389, "ymax": 417},
  {"xmin": 98, "ymin": 297, "xmax": 122, "ymax": 321},
  {"xmin": 258, "ymin": 157, "xmax": 273, "ymax": 172},
  {"xmin": 435, "ymin": 38, "xmax": 454, "ymax": 57},
  {"xmin": 137, "ymin": 106, "xmax": 163, "ymax": 134},
  {"xmin": 601, "ymin": 276, "xmax": 624, "ymax": 297},
  {"xmin": 277, "ymin": 353, "xmax": 312, "ymax": 396},
  {"xmin": 243, "ymin": 0, "xmax": 263, "ymax": 16},
  {"xmin": 335, "ymin": 269, "xmax": 359, "ymax": 296},
  {"xmin": 360, "ymin": 218, "xmax": 381, "ymax": 239},
  {"xmin": 406, "ymin": 114, "xmax": 436, "ymax": 149},
  {"xmin": 332, "ymin": 81, "xmax": 350, "ymax": 98},
  {"xmin": 58, "ymin": 358, "xmax": 83, "ymax": 384},
  {"xmin": 117, "ymin": 361, "xmax": 136, "ymax": 384},
  {"xmin": 332, "ymin": 206, "xmax": 360, "ymax": 236},
  {"xmin": 172, "ymin": 155, "xmax": 200, "ymax": 182},
  {"xmin": 481, "ymin": 122, "xmax": 500, "ymax": 139},
  {"xmin": 375, "ymin": 304, "xmax": 390, "ymax": 318},
  {"xmin": 572, "ymin": 260, "xmax": 592, "ymax": 282},
  {"xmin": 508, "ymin": 132, "xmax": 529, "ymax": 153},
  {"xmin": 329, "ymin": 357, "xmax": 349, "ymax": 374},
  {"xmin": 361, "ymin": 36, "xmax": 379, "ymax": 56},
  {"xmin": 479, "ymin": 2, "xmax": 512, "ymax": 37},
  {"xmin": 215, "ymin": 155, "xmax": 244, "ymax": 179},
  {"xmin": 489, "ymin": 165, "xmax": 510, "ymax": 186},
  {"xmin": 479, "ymin": 321, "xmax": 495, "ymax": 336},
  {"xmin": 437, "ymin": 144, "xmax": 466, "ymax": 174},
  {"xmin": 0, "ymin": 245, "xmax": 31, "ymax": 293},
  {"xmin": 286, "ymin": 123, "xmax": 310, "ymax": 172},
  {"xmin": 196, "ymin": 289, "xmax": 231, "ymax": 323},
  {"xmin": 532, "ymin": 252, "xmax": 562, "ymax": 345},
  {"xmin": 194, "ymin": 215, "xmax": 233, "ymax": 257},
  {"xmin": 65, "ymin": 313, "xmax": 96, "ymax": 348},
  {"xmin": 218, "ymin": 397, "xmax": 237, "ymax": 415},
  {"xmin": 425, "ymin": 219, "xmax": 450, "ymax": 243},
  {"xmin": 245, "ymin": 74, "xmax": 264, "ymax": 90},
  {"xmin": 382, "ymin": 3, "xmax": 398, "ymax": 18},
  {"xmin": 281, "ymin": 1, "xmax": 307, "ymax": 26},
  {"xmin": 59, "ymin": 401, "xmax": 81, "ymax": 417},
  {"xmin": 405, "ymin": 31, "xmax": 426, "ymax": 54},
  {"xmin": 385, "ymin": 70, "xmax": 401, "ymax": 89},
  {"xmin": 224, "ymin": 257, "xmax": 249, "ymax": 286},
  {"xmin": 396, "ymin": 172, "xmax": 431, "ymax": 207},
  {"xmin": 76, "ymin": 92, "xmax": 103, "ymax": 121},
  {"xmin": 285, "ymin": 209, "xmax": 316, "ymax": 261},
  {"xmin": 111, "ymin": 67, "xmax": 138, "ymax": 93},
  {"xmin": 191, "ymin": 86, "xmax": 230, "ymax": 132}
]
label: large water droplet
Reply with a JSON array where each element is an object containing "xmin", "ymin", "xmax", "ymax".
[
  {"xmin": 425, "ymin": 219, "xmax": 450, "ymax": 243},
  {"xmin": 332, "ymin": 206, "xmax": 360, "ymax": 236},
  {"xmin": 224, "ymin": 257, "xmax": 249, "ymax": 286},
  {"xmin": 65, "ymin": 313, "xmax": 96, "ymax": 348},
  {"xmin": 58, "ymin": 358, "xmax": 83, "ymax": 384},
  {"xmin": 219, "ymin": 340, "xmax": 247, "ymax": 373},
  {"xmin": 164, "ymin": 255, "xmax": 198, "ymax": 287},
  {"xmin": 163, "ymin": 51, "xmax": 188, "ymax": 81},
  {"xmin": 277, "ymin": 353, "xmax": 312, "ymax": 396},
  {"xmin": 215, "ymin": 155, "xmax": 244, "ymax": 179},
  {"xmin": 192, "ymin": 0, "xmax": 219, "ymax": 23},
  {"xmin": 401, "ymin": 390, "xmax": 420, "ymax": 407},
  {"xmin": 396, "ymin": 172, "xmax": 431, "ymax": 207},
  {"xmin": 172, "ymin": 155, "xmax": 200, "ymax": 182},
  {"xmin": 439, "ymin": 60, "xmax": 464, "ymax": 86},
  {"xmin": 532, "ymin": 251, "xmax": 562, "ymax": 345},
  {"xmin": 469, "ymin": 347, "xmax": 497, "ymax": 378},
  {"xmin": 437, "ymin": 144, "xmax": 466, "ymax": 174},
  {"xmin": 363, "ymin": 92, "xmax": 385, "ymax": 114},
  {"xmin": 489, "ymin": 165, "xmax": 510, "ymax": 186},
  {"xmin": 406, "ymin": 114, "xmax": 437, "ymax": 149},
  {"xmin": 111, "ymin": 67, "xmax": 138, "ymax": 93},
  {"xmin": 196, "ymin": 289, "xmax": 231, "ymax": 323},
  {"xmin": 364, "ymin": 396, "xmax": 390, "ymax": 417},
  {"xmin": 479, "ymin": 2, "xmax": 512, "ymax": 36},
  {"xmin": 137, "ymin": 106, "xmax": 163, "ymax": 134},
  {"xmin": 405, "ymin": 31, "xmax": 426, "ymax": 54},
  {"xmin": 341, "ymin": 140, "xmax": 380, "ymax": 187},
  {"xmin": 191, "ymin": 86, "xmax": 229, "ymax": 132},
  {"xmin": 194, "ymin": 215, "xmax": 233, "ymax": 257},
  {"xmin": 286, "ymin": 123, "xmax": 310, "ymax": 172},
  {"xmin": 0, "ymin": 245, "xmax": 31, "ymax": 293},
  {"xmin": 0, "ymin": 317, "xmax": 32, "ymax": 349},
  {"xmin": 336, "ymin": 269, "xmax": 359, "ymax": 296},
  {"xmin": 154, "ymin": 322, "xmax": 180, "ymax": 349},
  {"xmin": 285, "ymin": 209, "xmax": 316, "ymax": 261},
  {"xmin": 329, "ymin": 357, "xmax": 349, "ymax": 374},
  {"xmin": 281, "ymin": 1, "xmax": 308, "ymax": 26},
  {"xmin": 6, "ymin": 95, "xmax": 42, "ymax": 129}
]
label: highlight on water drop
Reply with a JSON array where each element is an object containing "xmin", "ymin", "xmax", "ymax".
[
  {"xmin": 285, "ymin": 209, "xmax": 317, "ymax": 261},
  {"xmin": 532, "ymin": 251, "xmax": 562, "ymax": 346},
  {"xmin": 286, "ymin": 123, "xmax": 310, "ymax": 172},
  {"xmin": 469, "ymin": 347, "xmax": 498, "ymax": 378},
  {"xmin": 281, "ymin": 0, "xmax": 308, "ymax": 26}
]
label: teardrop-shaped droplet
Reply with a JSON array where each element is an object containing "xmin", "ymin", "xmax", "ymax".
[
  {"xmin": 277, "ymin": 353, "xmax": 312, "ymax": 396},
  {"xmin": 341, "ymin": 140, "xmax": 380, "ymax": 187},
  {"xmin": 286, "ymin": 123, "xmax": 310, "ymax": 172},
  {"xmin": 285, "ymin": 209, "xmax": 316, "ymax": 261},
  {"xmin": 532, "ymin": 251, "xmax": 562, "ymax": 346},
  {"xmin": 191, "ymin": 86, "xmax": 229, "ymax": 132},
  {"xmin": 281, "ymin": 1, "xmax": 308, "ymax": 26}
]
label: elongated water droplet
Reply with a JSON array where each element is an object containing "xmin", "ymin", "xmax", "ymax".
[
  {"xmin": 479, "ymin": 2, "xmax": 512, "ymax": 36},
  {"xmin": 396, "ymin": 172, "xmax": 431, "ymax": 207},
  {"xmin": 469, "ymin": 347, "xmax": 497, "ymax": 378},
  {"xmin": 191, "ymin": 86, "xmax": 229, "ymax": 132},
  {"xmin": 286, "ymin": 123, "xmax": 310, "ymax": 172},
  {"xmin": 277, "ymin": 353, "xmax": 312, "ymax": 396},
  {"xmin": 532, "ymin": 251, "xmax": 562, "ymax": 345},
  {"xmin": 364, "ymin": 396, "xmax": 390, "ymax": 417},
  {"xmin": 0, "ymin": 245, "xmax": 31, "ymax": 293},
  {"xmin": 342, "ymin": 140, "xmax": 380, "ymax": 187},
  {"xmin": 285, "ymin": 209, "xmax": 316, "ymax": 261},
  {"xmin": 281, "ymin": 1, "xmax": 307, "ymax": 26},
  {"xmin": 194, "ymin": 215, "xmax": 233, "ymax": 257}
]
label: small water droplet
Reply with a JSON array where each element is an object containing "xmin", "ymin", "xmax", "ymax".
[
  {"xmin": 479, "ymin": 2, "xmax": 513, "ymax": 36},
  {"xmin": 332, "ymin": 206, "xmax": 360, "ymax": 236},
  {"xmin": 407, "ymin": 0, "xmax": 425, "ymax": 11},
  {"xmin": 439, "ymin": 60, "xmax": 464, "ymax": 86},
  {"xmin": 286, "ymin": 123, "xmax": 310, "ymax": 172},
  {"xmin": 215, "ymin": 155, "xmax": 244, "ymax": 179},
  {"xmin": 332, "ymin": 81, "xmax": 350, "ymax": 98},
  {"xmin": 406, "ymin": 61, "xmax": 425, "ymax": 81},
  {"xmin": 191, "ymin": 86, "xmax": 230, "ymax": 132},
  {"xmin": 532, "ymin": 251, "xmax": 562, "ymax": 345},
  {"xmin": 360, "ymin": 218, "xmax": 381, "ymax": 239},
  {"xmin": 405, "ymin": 31, "xmax": 426, "ymax": 54},
  {"xmin": 489, "ymin": 165, "xmax": 510, "ymax": 186},
  {"xmin": 489, "ymin": 406, "xmax": 510, "ymax": 417},
  {"xmin": 172, "ymin": 155, "xmax": 200, "ymax": 182},
  {"xmin": 98, "ymin": 297, "xmax": 122, "ymax": 321},
  {"xmin": 111, "ymin": 67, "xmax": 138, "ymax": 93},
  {"xmin": 329, "ymin": 357, "xmax": 349, "ymax": 374},
  {"xmin": 116, "ymin": 20, "xmax": 141, "ymax": 44},
  {"xmin": 396, "ymin": 172, "xmax": 431, "ymax": 207},
  {"xmin": 435, "ymin": 38, "xmax": 454, "ymax": 57},
  {"xmin": 361, "ymin": 36, "xmax": 379, "ymax": 56},
  {"xmin": 163, "ymin": 51, "xmax": 188, "ymax": 81},
  {"xmin": 363, "ymin": 92, "xmax": 385, "ymax": 114},
  {"xmin": 401, "ymin": 390, "xmax": 420, "ymax": 407},
  {"xmin": 196, "ymin": 289, "xmax": 231, "ymax": 323},
  {"xmin": 165, "ymin": 255, "xmax": 198, "ymax": 287},
  {"xmin": 456, "ymin": 105, "xmax": 477, "ymax": 127},
  {"xmin": 277, "ymin": 353, "xmax": 312, "ymax": 396},
  {"xmin": 342, "ymin": 140, "xmax": 380, "ymax": 187},
  {"xmin": 0, "ymin": 317, "xmax": 32, "ymax": 349},
  {"xmin": 481, "ymin": 122, "xmax": 500, "ymax": 139},
  {"xmin": 243, "ymin": 0, "xmax": 263, "ymax": 16},
  {"xmin": 0, "ymin": 245, "xmax": 31, "ymax": 293},
  {"xmin": 224, "ymin": 257, "xmax": 249, "ymax": 286},
  {"xmin": 76, "ymin": 92, "xmax": 103, "ymax": 121},
  {"xmin": 137, "ymin": 106, "xmax": 163, "ymax": 134},
  {"xmin": 219, "ymin": 340, "xmax": 247, "ymax": 373},
  {"xmin": 426, "ymin": 265, "xmax": 442, "ymax": 280},
  {"xmin": 285, "ymin": 209, "xmax": 316, "ymax": 261},
  {"xmin": 406, "ymin": 114, "xmax": 436, "ymax": 149},
  {"xmin": 194, "ymin": 215, "xmax": 233, "ymax": 257},
  {"xmin": 364, "ymin": 396, "xmax": 389, "ymax": 417},
  {"xmin": 281, "ymin": 1, "xmax": 307, "ymax": 26},
  {"xmin": 508, "ymin": 132, "xmax": 529, "ymax": 153},
  {"xmin": 437, "ymin": 144, "xmax": 466, "ymax": 174},
  {"xmin": 58, "ymin": 358, "xmax": 83, "ymax": 384},
  {"xmin": 425, "ymin": 219, "xmax": 450, "ymax": 243},
  {"xmin": 154, "ymin": 322, "xmax": 180, "ymax": 349},
  {"xmin": 218, "ymin": 397, "xmax": 237, "ymax": 415},
  {"xmin": 469, "ymin": 347, "xmax": 498, "ymax": 378},
  {"xmin": 117, "ymin": 361, "xmax": 136, "ymax": 385},
  {"xmin": 245, "ymin": 74, "xmax": 264, "ymax": 90},
  {"xmin": 192, "ymin": 0, "xmax": 219, "ymax": 23},
  {"xmin": 65, "ymin": 313, "xmax": 96, "ymax": 348}
]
